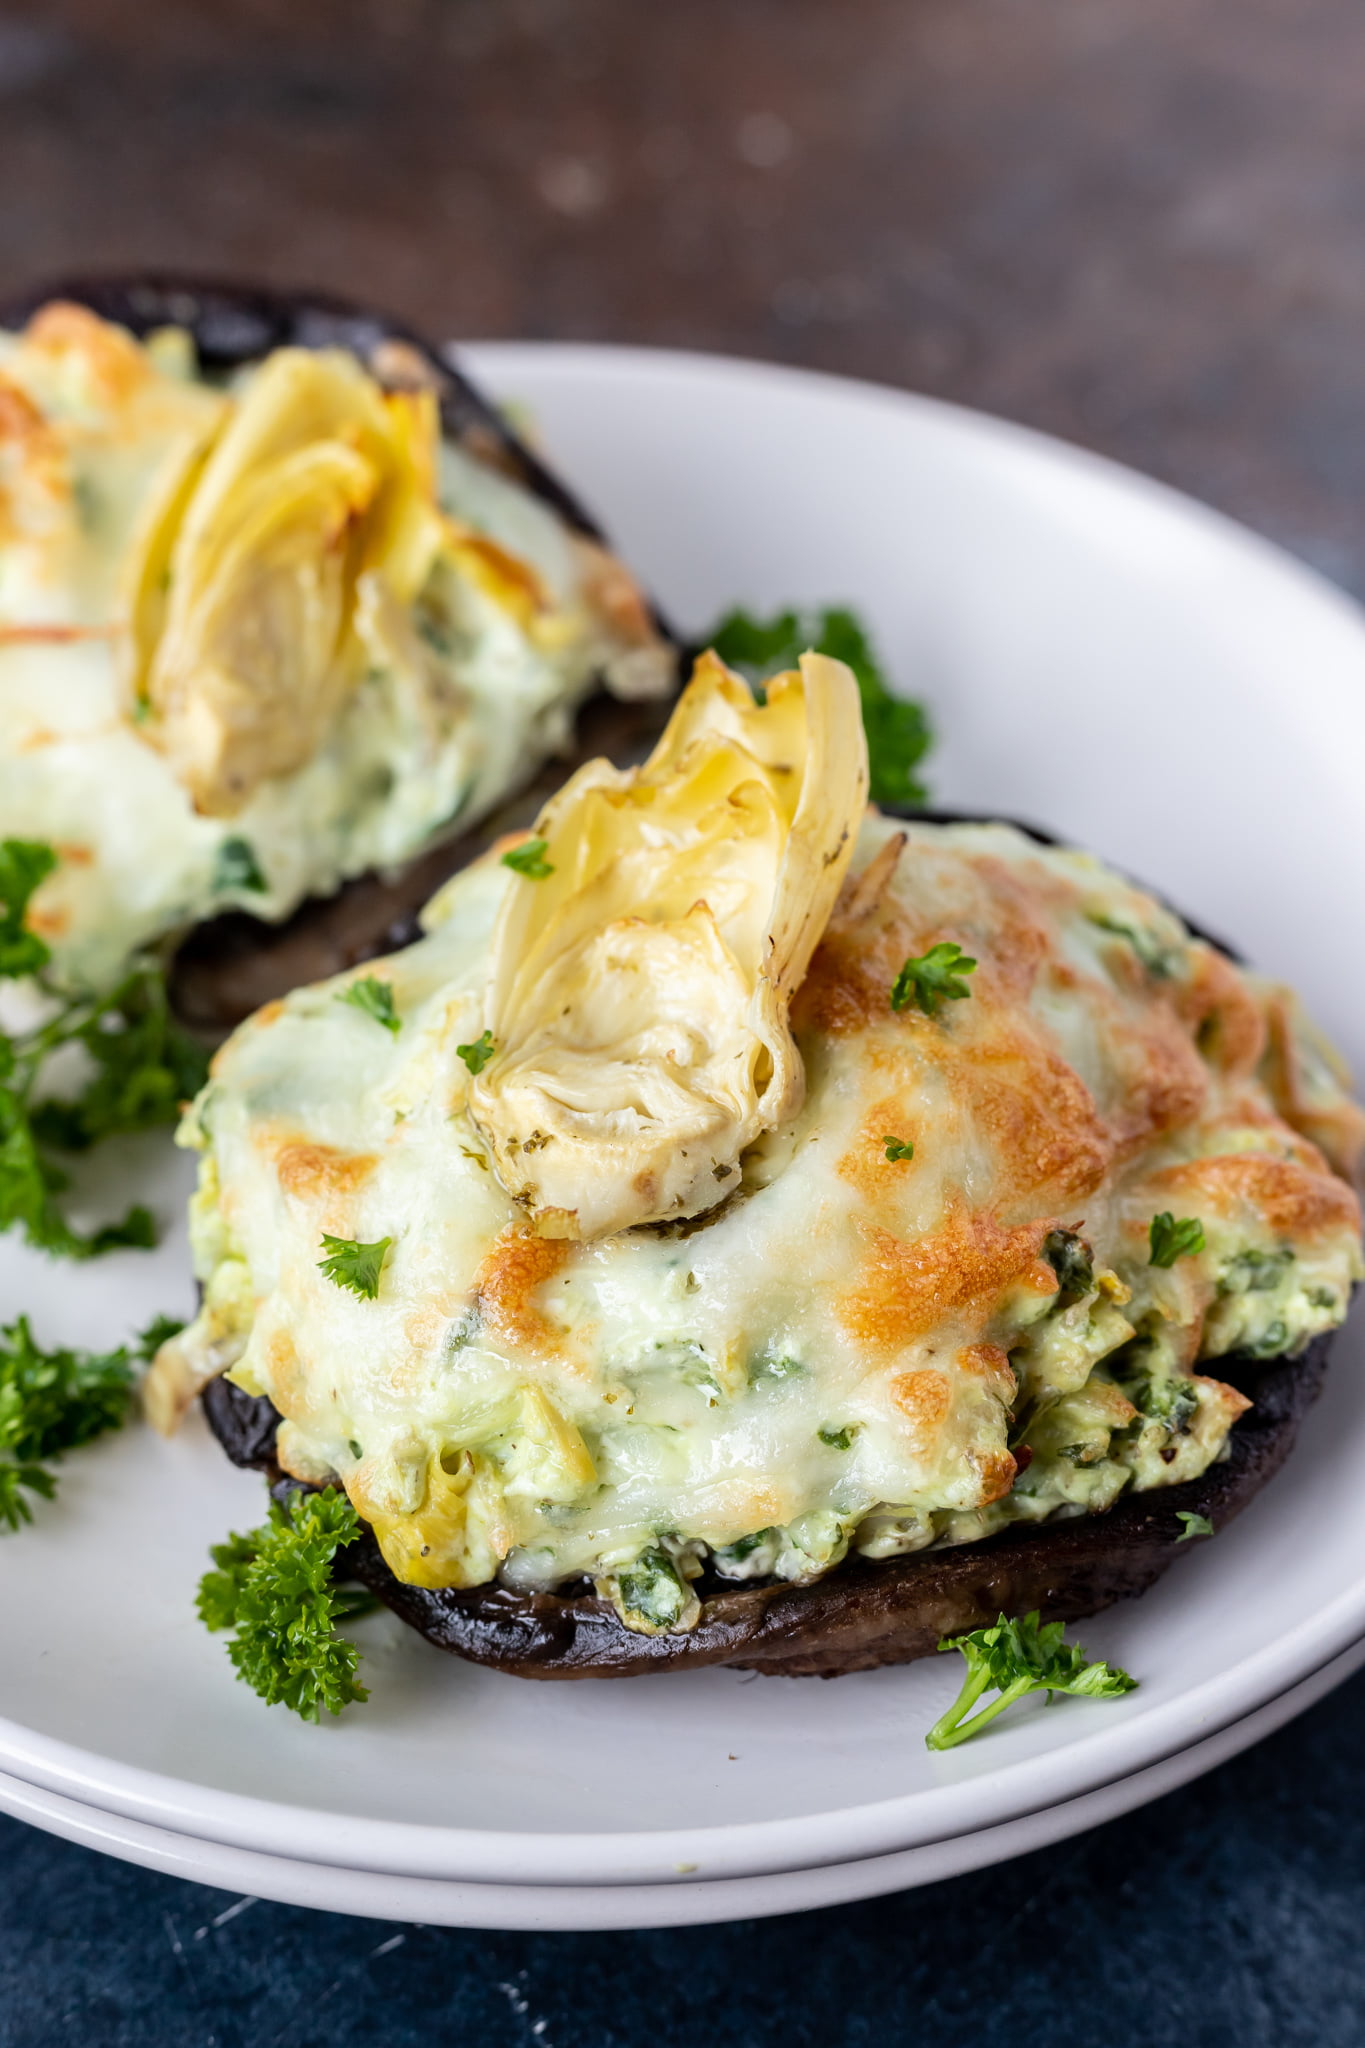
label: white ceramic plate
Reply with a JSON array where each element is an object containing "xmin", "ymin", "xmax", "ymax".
[
  {"xmin": 2, "ymin": 346, "xmax": 1364, "ymax": 1902},
  {"xmin": 3, "ymin": 1639, "xmax": 1361, "ymax": 1929}
]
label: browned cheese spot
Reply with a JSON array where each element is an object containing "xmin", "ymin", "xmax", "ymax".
[
  {"xmin": 263, "ymin": 1324, "xmax": 307, "ymax": 1422},
  {"xmin": 24, "ymin": 302, "xmax": 150, "ymax": 404},
  {"xmin": 887, "ymin": 1366, "xmax": 953, "ymax": 1460},
  {"xmin": 1097, "ymin": 1004, "xmax": 1210, "ymax": 1162},
  {"xmin": 1152, "ymin": 1151, "xmax": 1361, "ymax": 1242},
  {"xmin": 836, "ymin": 1094, "xmax": 924, "ymax": 1206},
  {"xmin": 576, "ymin": 535, "xmax": 658, "ymax": 646},
  {"xmin": 1259, "ymin": 989, "xmax": 1365, "ymax": 1188},
  {"xmin": 936, "ymin": 1023, "xmax": 1114, "ymax": 1213},
  {"xmin": 955, "ymin": 1341, "xmax": 1018, "ymax": 1398},
  {"xmin": 0, "ymin": 373, "xmax": 64, "ymax": 546},
  {"xmin": 840, "ymin": 1206, "xmax": 1053, "ymax": 1357},
  {"xmin": 968, "ymin": 1444, "xmax": 1020, "ymax": 1506},
  {"xmin": 1178, "ymin": 945, "xmax": 1268, "ymax": 1078},
  {"xmin": 473, "ymin": 1227, "xmax": 571, "ymax": 1356},
  {"xmin": 274, "ymin": 1139, "xmax": 379, "ymax": 1204}
]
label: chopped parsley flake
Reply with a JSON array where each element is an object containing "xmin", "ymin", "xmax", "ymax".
[
  {"xmin": 883, "ymin": 1136, "xmax": 915, "ymax": 1162},
  {"xmin": 213, "ymin": 836, "xmax": 268, "ymax": 895},
  {"xmin": 337, "ymin": 976, "xmax": 400, "ymax": 1035},
  {"xmin": 501, "ymin": 837, "xmax": 555, "ymax": 879},
  {"xmin": 1176, "ymin": 1511, "xmax": 1214, "ymax": 1541},
  {"xmin": 317, "ymin": 1233, "xmax": 391, "ymax": 1300},
  {"xmin": 890, "ymin": 942, "xmax": 977, "ymax": 1017},
  {"xmin": 1148, "ymin": 1213, "xmax": 1206, "ymax": 1269},
  {"xmin": 457, "ymin": 1029, "xmax": 496, "ymax": 1075}
]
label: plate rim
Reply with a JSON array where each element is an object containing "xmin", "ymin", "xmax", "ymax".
[
  {"xmin": 4, "ymin": 339, "xmax": 1365, "ymax": 1891},
  {"xmin": 4, "ymin": 1637, "xmax": 1361, "ymax": 1929}
]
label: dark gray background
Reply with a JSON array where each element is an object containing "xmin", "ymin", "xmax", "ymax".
[{"xmin": 2, "ymin": 2, "xmax": 1363, "ymax": 2040}]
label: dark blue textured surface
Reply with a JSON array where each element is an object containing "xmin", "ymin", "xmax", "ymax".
[{"xmin": 2, "ymin": 1666, "xmax": 1363, "ymax": 2047}]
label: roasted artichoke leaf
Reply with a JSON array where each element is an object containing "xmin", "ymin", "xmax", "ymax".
[{"xmin": 468, "ymin": 649, "xmax": 869, "ymax": 1238}]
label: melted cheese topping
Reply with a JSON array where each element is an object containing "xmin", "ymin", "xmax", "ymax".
[
  {"xmin": 164, "ymin": 812, "xmax": 1365, "ymax": 1628},
  {"xmin": 0, "ymin": 303, "xmax": 670, "ymax": 991}
]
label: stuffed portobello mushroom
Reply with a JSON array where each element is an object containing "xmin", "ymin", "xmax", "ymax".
[
  {"xmin": 152, "ymin": 650, "xmax": 1365, "ymax": 1686},
  {"xmin": 0, "ymin": 278, "xmax": 675, "ymax": 1024}
]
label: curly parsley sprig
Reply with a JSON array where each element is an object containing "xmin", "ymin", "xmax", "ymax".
[
  {"xmin": 0, "ymin": 839, "xmax": 207, "ymax": 1258},
  {"xmin": 926, "ymin": 1610, "xmax": 1137, "ymax": 1750},
  {"xmin": 197, "ymin": 1487, "xmax": 372, "ymax": 1721},
  {"xmin": 0, "ymin": 1313, "xmax": 179, "ymax": 1532}
]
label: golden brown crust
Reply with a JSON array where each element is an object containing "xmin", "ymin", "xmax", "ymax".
[
  {"xmin": 838, "ymin": 1206, "xmax": 1054, "ymax": 1356},
  {"xmin": 472, "ymin": 1227, "xmax": 571, "ymax": 1357},
  {"xmin": 1260, "ymin": 988, "xmax": 1365, "ymax": 1188},
  {"xmin": 1152, "ymin": 1150, "xmax": 1361, "ymax": 1241},
  {"xmin": 938, "ymin": 1024, "xmax": 1115, "ymax": 1211},
  {"xmin": 273, "ymin": 1138, "xmax": 379, "ymax": 1205},
  {"xmin": 1176, "ymin": 944, "xmax": 1269, "ymax": 1078}
]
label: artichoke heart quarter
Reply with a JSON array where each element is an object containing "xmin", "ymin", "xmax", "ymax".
[
  {"xmin": 469, "ymin": 649, "xmax": 869, "ymax": 1237},
  {"xmin": 134, "ymin": 349, "xmax": 446, "ymax": 816}
]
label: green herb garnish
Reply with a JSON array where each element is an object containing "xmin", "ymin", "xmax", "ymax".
[
  {"xmin": 705, "ymin": 605, "xmax": 932, "ymax": 806},
  {"xmin": 818, "ymin": 1425, "xmax": 856, "ymax": 1450},
  {"xmin": 883, "ymin": 1136, "xmax": 915, "ymax": 1163},
  {"xmin": 926, "ymin": 1610, "xmax": 1137, "ymax": 1751},
  {"xmin": 1176, "ymin": 1511, "xmax": 1214, "ymax": 1541},
  {"xmin": 317, "ymin": 1233, "xmax": 391, "ymax": 1301},
  {"xmin": 0, "ymin": 1313, "xmax": 177, "ymax": 1531},
  {"xmin": 1148, "ymin": 1213, "xmax": 1206, "ymax": 1269},
  {"xmin": 0, "ymin": 953, "xmax": 206, "ymax": 1259},
  {"xmin": 213, "ymin": 837, "xmax": 268, "ymax": 895},
  {"xmin": 0, "ymin": 840, "xmax": 56, "ymax": 978},
  {"xmin": 457, "ymin": 1029, "xmax": 496, "ymax": 1076},
  {"xmin": 0, "ymin": 838, "xmax": 206, "ymax": 1257},
  {"xmin": 336, "ymin": 976, "xmax": 400, "ymax": 1036},
  {"xmin": 890, "ymin": 942, "xmax": 977, "ymax": 1017},
  {"xmin": 501, "ymin": 837, "xmax": 555, "ymax": 879},
  {"xmin": 196, "ymin": 1487, "xmax": 370, "ymax": 1722}
]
